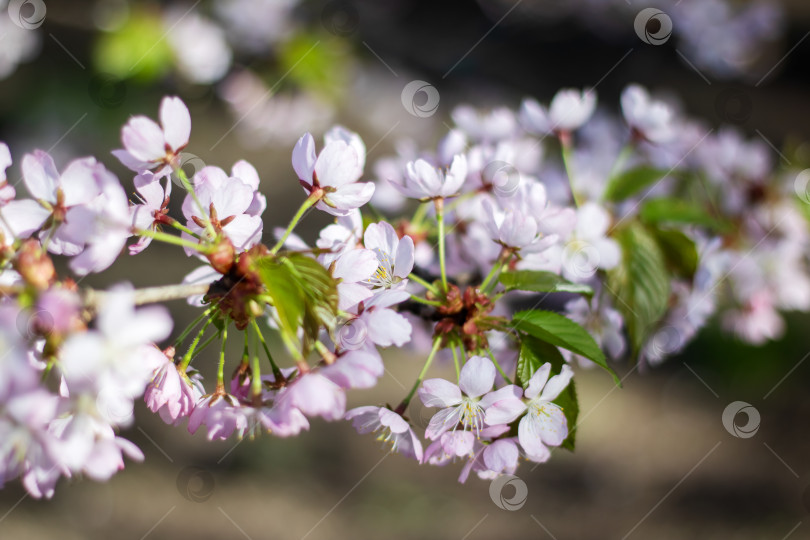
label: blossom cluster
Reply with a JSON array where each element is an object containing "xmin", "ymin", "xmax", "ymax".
[{"xmin": 0, "ymin": 83, "xmax": 807, "ymax": 498}]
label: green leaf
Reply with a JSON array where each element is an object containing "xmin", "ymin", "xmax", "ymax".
[
  {"xmin": 254, "ymin": 254, "xmax": 339, "ymax": 355},
  {"xmin": 603, "ymin": 166, "xmax": 669, "ymax": 202},
  {"xmin": 511, "ymin": 310, "xmax": 621, "ymax": 386},
  {"xmin": 499, "ymin": 270, "xmax": 593, "ymax": 297},
  {"xmin": 518, "ymin": 336, "xmax": 579, "ymax": 451},
  {"xmin": 255, "ymin": 258, "xmax": 305, "ymax": 345},
  {"xmin": 651, "ymin": 228, "xmax": 698, "ymax": 280},
  {"xmin": 277, "ymin": 33, "xmax": 349, "ymax": 99},
  {"xmin": 517, "ymin": 336, "xmax": 566, "ymax": 388},
  {"xmin": 639, "ymin": 198, "xmax": 722, "ymax": 229},
  {"xmin": 93, "ymin": 10, "xmax": 172, "ymax": 81},
  {"xmin": 607, "ymin": 222, "xmax": 670, "ymax": 353}
]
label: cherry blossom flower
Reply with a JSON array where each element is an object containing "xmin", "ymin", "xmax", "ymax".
[
  {"xmin": 292, "ymin": 132, "xmax": 375, "ymax": 216},
  {"xmin": 59, "ymin": 285, "xmax": 172, "ymax": 426},
  {"xmin": 144, "ymin": 350, "xmax": 204, "ymax": 425},
  {"xmin": 621, "ymin": 85, "xmax": 675, "ymax": 144},
  {"xmin": 520, "ymin": 88, "xmax": 596, "ymax": 136},
  {"xmin": 316, "ymin": 209, "xmax": 363, "ymax": 266},
  {"xmin": 564, "ymin": 296, "xmax": 625, "ymax": 367},
  {"xmin": 363, "ymin": 221, "xmax": 414, "ymax": 290},
  {"xmin": 283, "ymin": 372, "xmax": 346, "ymax": 421},
  {"xmin": 485, "ymin": 363, "xmax": 573, "ymax": 462},
  {"xmin": 130, "ymin": 172, "xmax": 171, "ymax": 255},
  {"xmin": 188, "ymin": 393, "xmax": 247, "ymax": 440},
  {"xmin": 181, "ymin": 165, "xmax": 264, "ymax": 250},
  {"xmin": 451, "ymin": 106, "xmax": 517, "ymax": 142},
  {"xmin": 6, "ymin": 152, "xmax": 105, "ymax": 253},
  {"xmin": 483, "ymin": 201, "xmax": 558, "ymax": 253},
  {"xmin": 391, "ymin": 155, "xmax": 468, "ymax": 200},
  {"xmin": 418, "ymin": 356, "xmax": 521, "ymax": 440},
  {"xmin": 345, "ymin": 406, "xmax": 423, "ymax": 461},
  {"xmin": 113, "ymin": 96, "xmax": 191, "ymax": 173},
  {"xmin": 321, "ymin": 348, "xmax": 385, "ymax": 389},
  {"xmin": 338, "ymin": 290, "xmax": 412, "ymax": 350},
  {"xmin": 332, "ymin": 248, "xmax": 378, "ymax": 310}
]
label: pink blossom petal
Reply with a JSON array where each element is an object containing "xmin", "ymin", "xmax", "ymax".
[
  {"xmin": 314, "ymin": 140, "xmax": 361, "ymax": 188},
  {"xmin": 1, "ymin": 199, "xmax": 49, "ymax": 238},
  {"xmin": 59, "ymin": 158, "xmax": 102, "ymax": 207},
  {"xmin": 122, "ymin": 116, "xmax": 166, "ymax": 163},
  {"xmin": 538, "ymin": 364, "xmax": 573, "ymax": 402},
  {"xmin": 418, "ymin": 379, "xmax": 462, "ymax": 408},
  {"xmin": 518, "ymin": 415, "xmax": 551, "ymax": 462},
  {"xmin": 22, "ymin": 150, "xmax": 59, "ymax": 202},
  {"xmin": 393, "ymin": 235, "xmax": 415, "ymax": 278},
  {"xmin": 333, "ymin": 248, "xmax": 378, "ymax": 282},
  {"xmin": 458, "ymin": 356, "xmax": 496, "ymax": 398},
  {"xmin": 292, "ymin": 133, "xmax": 316, "ymax": 185},
  {"xmin": 425, "ymin": 406, "xmax": 461, "ymax": 440},
  {"xmin": 159, "ymin": 96, "xmax": 191, "ymax": 151},
  {"xmin": 537, "ymin": 403, "xmax": 568, "ymax": 446},
  {"xmin": 323, "ymin": 182, "xmax": 375, "ymax": 212},
  {"xmin": 365, "ymin": 308, "xmax": 411, "ymax": 347},
  {"xmin": 483, "ymin": 439, "xmax": 519, "ymax": 473},
  {"xmin": 525, "ymin": 363, "xmax": 551, "ymax": 400},
  {"xmin": 363, "ymin": 221, "xmax": 398, "ymax": 257}
]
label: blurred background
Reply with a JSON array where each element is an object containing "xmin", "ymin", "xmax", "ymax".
[{"xmin": 1, "ymin": 0, "xmax": 810, "ymax": 538}]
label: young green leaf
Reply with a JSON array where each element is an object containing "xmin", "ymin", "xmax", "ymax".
[
  {"xmin": 254, "ymin": 257, "xmax": 305, "ymax": 347},
  {"xmin": 639, "ymin": 198, "xmax": 722, "ymax": 229},
  {"xmin": 603, "ymin": 166, "xmax": 668, "ymax": 202},
  {"xmin": 607, "ymin": 222, "xmax": 670, "ymax": 353},
  {"xmin": 517, "ymin": 336, "xmax": 566, "ymax": 388},
  {"xmin": 511, "ymin": 309, "xmax": 621, "ymax": 386},
  {"xmin": 254, "ymin": 254, "xmax": 339, "ymax": 355},
  {"xmin": 651, "ymin": 227, "xmax": 698, "ymax": 280},
  {"xmin": 499, "ymin": 270, "xmax": 593, "ymax": 297}
]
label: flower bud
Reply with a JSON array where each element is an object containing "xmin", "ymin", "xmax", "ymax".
[
  {"xmin": 207, "ymin": 239, "xmax": 235, "ymax": 275},
  {"xmin": 13, "ymin": 240, "xmax": 55, "ymax": 290}
]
